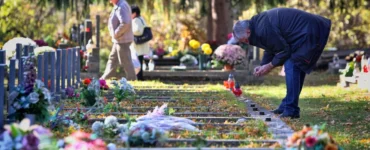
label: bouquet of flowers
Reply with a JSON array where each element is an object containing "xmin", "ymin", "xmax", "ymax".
[
  {"xmin": 8, "ymin": 54, "xmax": 52, "ymax": 123},
  {"xmin": 121, "ymin": 123, "xmax": 166, "ymax": 147},
  {"xmin": 60, "ymin": 131, "xmax": 108, "ymax": 150},
  {"xmin": 111, "ymin": 78, "xmax": 136, "ymax": 102},
  {"xmin": 286, "ymin": 124, "xmax": 342, "ymax": 150},
  {"xmin": 212, "ymin": 44, "xmax": 246, "ymax": 66},
  {"xmin": 188, "ymin": 40, "xmax": 213, "ymax": 55},
  {"xmin": 0, "ymin": 118, "xmax": 58, "ymax": 150},
  {"xmin": 91, "ymin": 116, "xmax": 126, "ymax": 139},
  {"xmin": 80, "ymin": 78, "xmax": 101, "ymax": 106}
]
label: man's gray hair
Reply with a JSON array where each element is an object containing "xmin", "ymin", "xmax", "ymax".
[{"xmin": 232, "ymin": 20, "xmax": 250, "ymax": 41}]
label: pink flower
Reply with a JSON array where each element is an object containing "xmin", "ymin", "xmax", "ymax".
[
  {"xmin": 70, "ymin": 131, "xmax": 91, "ymax": 141},
  {"xmin": 65, "ymin": 141, "xmax": 90, "ymax": 150},
  {"xmin": 305, "ymin": 136, "xmax": 317, "ymax": 147}
]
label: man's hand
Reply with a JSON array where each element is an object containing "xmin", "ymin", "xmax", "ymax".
[{"xmin": 254, "ymin": 63, "xmax": 274, "ymax": 77}]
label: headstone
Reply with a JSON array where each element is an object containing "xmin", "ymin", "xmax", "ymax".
[
  {"xmin": 37, "ymin": 55, "xmax": 43, "ymax": 80},
  {"xmin": 0, "ymin": 64, "xmax": 5, "ymax": 128},
  {"xmin": 50, "ymin": 51, "xmax": 55, "ymax": 93},
  {"xmin": 43, "ymin": 52, "xmax": 49, "ymax": 87}
]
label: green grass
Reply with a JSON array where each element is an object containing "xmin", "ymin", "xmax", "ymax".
[{"xmin": 242, "ymin": 69, "xmax": 370, "ymax": 149}]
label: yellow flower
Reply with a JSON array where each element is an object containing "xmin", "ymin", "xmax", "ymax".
[
  {"xmin": 203, "ymin": 47, "xmax": 213, "ymax": 55},
  {"xmin": 189, "ymin": 40, "xmax": 196, "ymax": 47},
  {"xmin": 201, "ymin": 43, "xmax": 211, "ymax": 51},
  {"xmin": 192, "ymin": 41, "xmax": 200, "ymax": 49}
]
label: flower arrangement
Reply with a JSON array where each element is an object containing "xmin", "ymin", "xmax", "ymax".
[
  {"xmin": 111, "ymin": 78, "xmax": 136, "ymax": 102},
  {"xmin": 80, "ymin": 78, "xmax": 101, "ymax": 106},
  {"xmin": 60, "ymin": 131, "xmax": 108, "ymax": 150},
  {"xmin": 121, "ymin": 123, "xmax": 166, "ymax": 147},
  {"xmin": 286, "ymin": 124, "xmax": 343, "ymax": 150},
  {"xmin": 188, "ymin": 39, "xmax": 213, "ymax": 55},
  {"xmin": 212, "ymin": 44, "xmax": 246, "ymax": 66},
  {"xmin": 91, "ymin": 116, "xmax": 126, "ymax": 139},
  {"xmin": 8, "ymin": 54, "xmax": 52, "ymax": 123},
  {"xmin": 0, "ymin": 118, "xmax": 57, "ymax": 150}
]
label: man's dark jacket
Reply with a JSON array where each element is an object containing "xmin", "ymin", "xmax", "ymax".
[{"xmin": 248, "ymin": 8, "xmax": 331, "ymax": 73}]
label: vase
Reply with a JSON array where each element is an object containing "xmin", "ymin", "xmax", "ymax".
[
  {"xmin": 25, "ymin": 114, "xmax": 36, "ymax": 125},
  {"xmin": 223, "ymin": 64, "xmax": 234, "ymax": 71},
  {"xmin": 198, "ymin": 54, "xmax": 206, "ymax": 70}
]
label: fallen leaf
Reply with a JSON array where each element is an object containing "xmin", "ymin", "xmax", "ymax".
[{"xmin": 330, "ymin": 120, "xmax": 335, "ymax": 125}]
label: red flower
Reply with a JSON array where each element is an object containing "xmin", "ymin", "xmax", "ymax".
[
  {"xmin": 82, "ymin": 66, "xmax": 89, "ymax": 71},
  {"xmin": 83, "ymin": 78, "xmax": 91, "ymax": 85},
  {"xmin": 305, "ymin": 136, "xmax": 317, "ymax": 148}
]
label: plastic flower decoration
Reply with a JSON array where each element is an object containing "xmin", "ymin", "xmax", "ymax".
[
  {"xmin": 286, "ymin": 124, "xmax": 343, "ymax": 150},
  {"xmin": 110, "ymin": 77, "xmax": 136, "ymax": 102}
]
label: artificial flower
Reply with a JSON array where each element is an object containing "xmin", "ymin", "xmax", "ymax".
[
  {"xmin": 27, "ymin": 92, "xmax": 39, "ymax": 104},
  {"xmin": 83, "ymin": 78, "xmax": 91, "ymax": 85},
  {"xmin": 305, "ymin": 136, "xmax": 317, "ymax": 147},
  {"xmin": 104, "ymin": 116, "xmax": 118, "ymax": 127}
]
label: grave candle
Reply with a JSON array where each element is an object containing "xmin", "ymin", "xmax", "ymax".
[
  {"xmin": 37, "ymin": 55, "xmax": 43, "ymax": 80},
  {"xmin": 72, "ymin": 48, "xmax": 76, "ymax": 85},
  {"xmin": 50, "ymin": 51, "xmax": 55, "ymax": 93},
  {"xmin": 56, "ymin": 50, "xmax": 61, "ymax": 93},
  {"xmin": 61, "ymin": 49, "xmax": 66, "ymax": 90},
  {"xmin": 0, "ymin": 64, "xmax": 5, "ymax": 127},
  {"xmin": 67, "ymin": 49, "xmax": 72, "ymax": 87},
  {"xmin": 43, "ymin": 51, "xmax": 49, "ymax": 87}
]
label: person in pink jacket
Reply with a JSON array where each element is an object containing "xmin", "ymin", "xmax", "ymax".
[{"xmin": 101, "ymin": 0, "xmax": 136, "ymax": 80}]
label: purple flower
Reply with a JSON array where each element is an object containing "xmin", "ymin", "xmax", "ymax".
[
  {"xmin": 22, "ymin": 134, "xmax": 40, "ymax": 150},
  {"xmin": 65, "ymin": 87, "xmax": 75, "ymax": 98}
]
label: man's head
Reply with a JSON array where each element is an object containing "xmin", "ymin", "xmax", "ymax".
[
  {"xmin": 131, "ymin": 5, "xmax": 141, "ymax": 19},
  {"xmin": 228, "ymin": 20, "xmax": 251, "ymax": 44},
  {"xmin": 110, "ymin": 0, "xmax": 119, "ymax": 4}
]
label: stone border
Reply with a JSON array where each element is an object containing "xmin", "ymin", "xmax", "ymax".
[{"xmin": 239, "ymin": 97, "xmax": 293, "ymax": 147}]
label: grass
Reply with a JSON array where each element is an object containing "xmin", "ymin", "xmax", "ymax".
[{"xmin": 242, "ymin": 69, "xmax": 370, "ymax": 149}]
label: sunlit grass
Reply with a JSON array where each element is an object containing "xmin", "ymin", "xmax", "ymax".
[{"xmin": 243, "ymin": 71, "xmax": 370, "ymax": 149}]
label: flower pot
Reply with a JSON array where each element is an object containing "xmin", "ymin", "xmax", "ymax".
[
  {"xmin": 25, "ymin": 114, "xmax": 36, "ymax": 125},
  {"xmin": 223, "ymin": 64, "xmax": 234, "ymax": 71}
]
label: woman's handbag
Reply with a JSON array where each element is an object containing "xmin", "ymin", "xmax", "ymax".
[{"xmin": 134, "ymin": 17, "xmax": 153, "ymax": 44}]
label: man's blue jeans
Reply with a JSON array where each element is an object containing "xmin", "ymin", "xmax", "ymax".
[{"xmin": 277, "ymin": 59, "xmax": 306, "ymax": 115}]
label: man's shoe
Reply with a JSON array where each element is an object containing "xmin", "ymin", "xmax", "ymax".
[
  {"xmin": 270, "ymin": 109, "xmax": 284, "ymax": 115},
  {"xmin": 279, "ymin": 113, "xmax": 300, "ymax": 119}
]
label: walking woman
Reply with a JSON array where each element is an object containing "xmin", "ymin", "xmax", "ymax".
[{"xmin": 130, "ymin": 5, "xmax": 151, "ymax": 80}]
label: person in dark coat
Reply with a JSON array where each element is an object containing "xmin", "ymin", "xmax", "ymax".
[{"xmin": 229, "ymin": 8, "xmax": 331, "ymax": 119}]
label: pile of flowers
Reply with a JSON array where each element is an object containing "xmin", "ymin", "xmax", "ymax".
[
  {"xmin": 8, "ymin": 54, "xmax": 52, "ymax": 122},
  {"xmin": 60, "ymin": 131, "xmax": 109, "ymax": 150},
  {"xmin": 80, "ymin": 78, "xmax": 101, "ymax": 106},
  {"xmin": 91, "ymin": 116, "xmax": 126, "ymax": 139},
  {"xmin": 188, "ymin": 39, "xmax": 213, "ymax": 55},
  {"xmin": 212, "ymin": 44, "xmax": 246, "ymax": 66},
  {"xmin": 121, "ymin": 122, "xmax": 166, "ymax": 147},
  {"xmin": 111, "ymin": 78, "xmax": 136, "ymax": 102},
  {"xmin": 0, "ymin": 118, "xmax": 57, "ymax": 149},
  {"xmin": 286, "ymin": 124, "xmax": 342, "ymax": 150}
]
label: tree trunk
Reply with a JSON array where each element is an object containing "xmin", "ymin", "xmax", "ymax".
[
  {"xmin": 208, "ymin": 0, "xmax": 232, "ymax": 44},
  {"xmin": 206, "ymin": 1, "xmax": 213, "ymax": 42}
]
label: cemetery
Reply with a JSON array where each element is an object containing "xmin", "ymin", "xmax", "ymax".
[{"xmin": 1, "ymin": 0, "xmax": 370, "ymax": 150}]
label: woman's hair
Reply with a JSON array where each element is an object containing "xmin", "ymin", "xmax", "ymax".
[{"xmin": 131, "ymin": 5, "xmax": 141, "ymax": 16}]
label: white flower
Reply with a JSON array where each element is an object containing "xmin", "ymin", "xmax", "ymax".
[
  {"xmin": 120, "ymin": 78, "xmax": 127, "ymax": 84},
  {"xmin": 27, "ymin": 92, "xmax": 39, "ymax": 104},
  {"xmin": 117, "ymin": 124, "xmax": 127, "ymax": 133},
  {"xmin": 41, "ymin": 88, "xmax": 51, "ymax": 102},
  {"xmin": 92, "ymin": 121, "xmax": 104, "ymax": 133},
  {"xmin": 317, "ymin": 132, "xmax": 330, "ymax": 141},
  {"xmin": 104, "ymin": 116, "xmax": 118, "ymax": 127},
  {"xmin": 107, "ymin": 143, "xmax": 117, "ymax": 150},
  {"xmin": 35, "ymin": 80, "xmax": 45, "ymax": 88},
  {"xmin": 141, "ymin": 132, "xmax": 150, "ymax": 141}
]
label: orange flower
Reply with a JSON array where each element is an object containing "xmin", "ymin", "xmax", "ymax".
[
  {"xmin": 103, "ymin": 97, "xmax": 108, "ymax": 104},
  {"xmin": 324, "ymin": 143, "xmax": 338, "ymax": 150},
  {"xmin": 302, "ymin": 126, "xmax": 312, "ymax": 135},
  {"xmin": 83, "ymin": 78, "xmax": 91, "ymax": 85}
]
